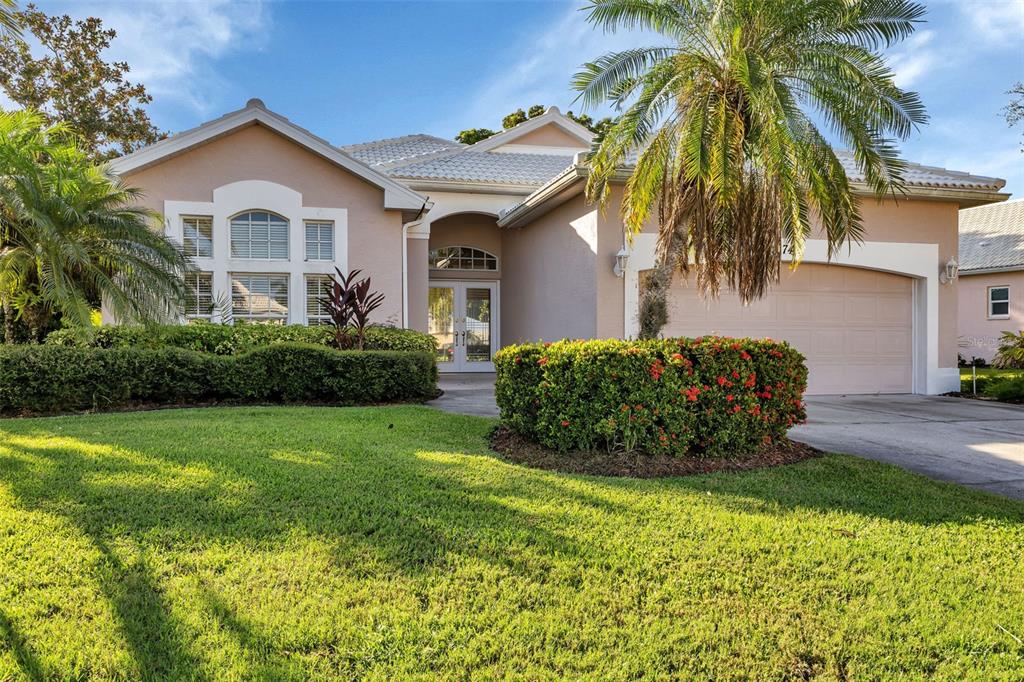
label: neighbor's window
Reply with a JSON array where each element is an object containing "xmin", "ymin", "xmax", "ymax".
[
  {"xmin": 305, "ymin": 221, "xmax": 334, "ymax": 261},
  {"xmin": 230, "ymin": 211, "xmax": 289, "ymax": 260},
  {"xmin": 182, "ymin": 216, "xmax": 213, "ymax": 258},
  {"xmin": 231, "ymin": 273, "xmax": 289, "ymax": 323},
  {"xmin": 305, "ymin": 274, "xmax": 332, "ymax": 325},
  {"xmin": 184, "ymin": 272, "xmax": 214, "ymax": 319},
  {"xmin": 428, "ymin": 246, "xmax": 497, "ymax": 271},
  {"xmin": 988, "ymin": 286, "xmax": 1010, "ymax": 318}
]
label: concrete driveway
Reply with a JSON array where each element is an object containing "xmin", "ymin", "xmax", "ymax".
[
  {"xmin": 430, "ymin": 375, "xmax": 1024, "ymax": 499},
  {"xmin": 791, "ymin": 395, "xmax": 1024, "ymax": 499}
]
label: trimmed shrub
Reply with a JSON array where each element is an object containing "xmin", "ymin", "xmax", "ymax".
[
  {"xmin": 45, "ymin": 321, "xmax": 436, "ymax": 355},
  {"xmin": 983, "ymin": 375, "xmax": 1024, "ymax": 402},
  {"xmin": 495, "ymin": 337, "xmax": 807, "ymax": 458},
  {"xmin": 0, "ymin": 343, "xmax": 436, "ymax": 414}
]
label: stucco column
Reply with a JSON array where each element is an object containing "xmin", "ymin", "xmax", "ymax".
[{"xmin": 406, "ymin": 221, "xmax": 430, "ymax": 331}]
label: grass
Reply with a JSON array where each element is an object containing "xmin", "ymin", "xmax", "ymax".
[
  {"xmin": 960, "ymin": 367, "xmax": 1024, "ymax": 393},
  {"xmin": 0, "ymin": 406, "xmax": 1022, "ymax": 680}
]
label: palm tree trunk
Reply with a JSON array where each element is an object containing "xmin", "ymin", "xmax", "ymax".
[
  {"xmin": 2, "ymin": 298, "xmax": 14, "ymax": 344},
  {"xmin": 637, "ymin": 263, "xmax": 672, "ymax": 339}
]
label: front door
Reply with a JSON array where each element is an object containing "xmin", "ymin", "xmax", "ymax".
[{"xmin": 428, "ymin": 281, "xmax": 498, "ymax": 372}]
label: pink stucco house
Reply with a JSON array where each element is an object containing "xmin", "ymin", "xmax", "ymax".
[
  {"xmin": 108, "ymin": 99, "xmax": 1009, "ymax": 395},
  {"xmin": 957, "ymin": 199, "xmax": 1024, "ymax": 364}
]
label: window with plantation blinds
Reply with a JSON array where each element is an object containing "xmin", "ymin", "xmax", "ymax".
[
  {"xmin": 231, "ymin": 274, "xmax": 289, "ymax": 322},
  {"xmin": 306, "ymin": 275, "xmax": 332, "ymax": 325},
  {"xmin": 182, "ymin": 216, "xmax": 213, "ymax": 258},
  {"xmin": 305, "ymin": 221, "xmax": 334, "ymax": 261},
  {"xmin": 184, "ymin": 272, "xmax": 213, "ymax": 318},
  {"xmin": 230, "ymin": 211, "xmax": 289, "ymax": 260}
]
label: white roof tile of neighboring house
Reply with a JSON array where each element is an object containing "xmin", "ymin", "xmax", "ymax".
[
  {"xmin": 340, "ymin": 134, "xmax": 464, "ymax": 170},
  {"xmin": 386, "ymin": 151, "xmax": 576, "ymax": 185},
  {"xmin": 833, "ymin": 152, "xmax": 1005, "ymax": 191},
  {"xmin": 959, "ymin": 199, "xmax": 1024, "ymax": 272}
]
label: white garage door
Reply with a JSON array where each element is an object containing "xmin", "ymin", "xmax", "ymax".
[{"xmin": 661, "ymin": 264, "xmax": 913, "ymax": 394}]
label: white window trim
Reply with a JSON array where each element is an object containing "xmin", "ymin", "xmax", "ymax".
[
  {"xmin": 988, "ymin": 285, "xmax": 1011, "ymax": 320},
  {"xmin": 164, "ymin": 180, "xmax": 347, "ymax": 324}
]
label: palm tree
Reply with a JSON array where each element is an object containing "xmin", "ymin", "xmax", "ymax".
[
  {"xmin": 0, "ymin": 0, "xmax": 20, "ymax": 39},
  {"xmin": 0, "ymin": 110, "xmax": 188, "ymax": 342},
  {"xmin": 573, "ymin": 0, "xmax": 927, "ymax": 337}
]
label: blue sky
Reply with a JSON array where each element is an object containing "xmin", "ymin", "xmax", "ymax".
[{"xmin": 33, "ymin": 0, "xmax": 1024, "ymax": 197}]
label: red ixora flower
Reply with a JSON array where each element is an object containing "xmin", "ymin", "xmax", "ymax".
[
  {"xmin": 670, "ymin": 352, "xmax": 684, "ymax": 361},
  {"xmin": 649, "ymin": 359, "xmax": 665, "ymax": 381},
  {"xmin": 726, "ymin": 394, "xmax": 734, "ymax": 402},
  {"xmin": 538, "ymin": 357, "xmax": 548, "ymax": 366},
  {"xmin": 560, "ymin": 420, "xmax": 570, "ymax": 427},
  {"xmin": 717, "ymin": 376, "xmax": 728, "ymax": 386},
  {"xmin": 731, "ymin": 404, "xmax": 742, "ymax": 413},
  {"xmin": 740, "ymin": 351, "xmax": 752, "ymax": 361}
]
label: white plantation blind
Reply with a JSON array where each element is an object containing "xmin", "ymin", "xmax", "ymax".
[
  {"xmin": 231, "ymin": 273, "xmax": 289, "ymax": 322},
  {"xmin": 306, "ymin": 274, "xmax": 332, "ymax": 325},
  {"xmin": 184, "ymin": 272, "xmax": 214, "ymax": 318},
  {"xmin": 182, "ymin": 216, "xmax": 213, "ymax": 258},
  {"xmin": 230, "ymin": 211, "xmax": 289, "ymax": 260},
  {"xmin": 305, "ymin": 221, "xmax": 334, "ymax": 261}
]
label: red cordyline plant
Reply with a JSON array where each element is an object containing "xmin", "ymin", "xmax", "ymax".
[{"xmin": 319, "ymin": 268, "xmax": 385, "ymax": 350}]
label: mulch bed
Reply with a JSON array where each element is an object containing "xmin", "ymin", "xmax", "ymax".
[{"xmin": 489, "ymin": 425, "xmax": 822, "ymax": 478}]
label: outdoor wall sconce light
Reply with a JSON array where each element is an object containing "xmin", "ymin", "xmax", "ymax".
[
  {"xmin": 613, "ymin": 248, "xmax": 630, "ymax": 278},
  {"xmin": 939, "ymin": 257, "xmax": 959, "ymax": 285}
]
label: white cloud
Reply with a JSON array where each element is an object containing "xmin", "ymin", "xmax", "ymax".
[
  {"xmin": 958, "ymin": 0, "xmax": 1024, "ymax": 45},
  {"xmin": 443, "ymin": 6, "xmax": 660, "ymax": 132},
  {"xmin": 35, "ymin": 0, "xmax": 269, "ymax": 114},
  {"xmin": 888, "ymin": 30, "xmax": 936, "ymax": 88}
]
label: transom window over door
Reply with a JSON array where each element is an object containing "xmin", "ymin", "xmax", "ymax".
[
  {"xmin": 231, "ymin": 273, "xmax": 289, "ymax": 323},
  {"xmin": 230, "ymin": 211, "xmax": 289, "ymax": 260},
  {"xmin": 989, "ymin": 286, "xmax": 1010, "ymax": 318},
  {"xmin": 429, "ymin": 246, "xmax": 497, "ymax": 271}
]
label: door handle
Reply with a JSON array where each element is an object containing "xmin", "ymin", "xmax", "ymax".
[{"xmin": 460, "ymin": 331, "xmax": 466, "ymax": 346}]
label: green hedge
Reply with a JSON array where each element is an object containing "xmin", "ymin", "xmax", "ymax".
[
  {"xmin": 45, "ymin": 321, "xmax": 436, "ymax": 355},
  {"xmin": 495, "ymin": 337, "xmax": 808, "ymax": 458},
  {"xmin": 0, "ymin": 343, "xmax": 437, "ymax": 414}
]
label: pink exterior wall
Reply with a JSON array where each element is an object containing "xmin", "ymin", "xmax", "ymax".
[
  {"xmin": 505, "ymin": 124, "xmax": 587, "ymax": 148},
  {"xmin": 958, "ymin": 271, "xmax": 1024, "ymax": 363},
  {"xmin": 122, "ymin": 123, "xmax": 407, "ymax": 325},
  {"xmin": 500, "ymin": 195, "xmax": 600, "ymax": 343}
]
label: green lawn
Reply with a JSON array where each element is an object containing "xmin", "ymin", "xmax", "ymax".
[
  {"xmin": 1, "ymin": 407, "xmax": 1022, "ymax": 679},
  {"xmin": 960, "ymin": 367, "xmax": 1024, "ymax": 393}
]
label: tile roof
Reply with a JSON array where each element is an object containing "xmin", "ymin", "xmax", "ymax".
[
  {"xmin": 340, "ymin": 134, "xmax": 464, "ymax": 170},
  {"xmin": 386, "ymin": 151, "xmax": 576, "ymax": 186},
  {"xmin": 833, "ymin": 152, "xmax": 1006, "ymax": 191},
  {"xmin": 959, "ymin": 200, "xmax": 1024, "ymax": 272}
]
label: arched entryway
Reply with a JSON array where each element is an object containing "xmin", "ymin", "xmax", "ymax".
[{"xmin": 426, "ymin": 213, "xmax": 501, "ymax": 372}]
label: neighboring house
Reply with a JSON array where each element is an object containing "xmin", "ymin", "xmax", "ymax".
[
  {"xmin": 957, "ymin": 199, "xmax": 1024, "ymax": 363},
  {"xmin": 108, "ymin": 98, "xmax": 1009, "ymax": 395}
]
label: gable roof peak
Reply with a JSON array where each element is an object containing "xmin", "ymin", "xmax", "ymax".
[{"xmin": 245, "ymin": 97, "xmax": 266, "ymax": 109}]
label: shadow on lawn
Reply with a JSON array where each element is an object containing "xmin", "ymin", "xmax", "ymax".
[
  {"xmin": 0, "ymin": 406, "xmax": 1021, "ymax": 678},
  {"xmin": 0, "ymin": 407, "xmax": 600, "ymax": 676}
]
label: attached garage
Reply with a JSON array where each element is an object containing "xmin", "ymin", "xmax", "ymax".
[{"xmin": 661, "ymin": 264, "xmax": 914, "ymax": 395}]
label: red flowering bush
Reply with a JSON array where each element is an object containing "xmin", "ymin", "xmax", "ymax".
[{"xmin": 494, "ymin": 337, "xmax": 807, "ymax": 458}]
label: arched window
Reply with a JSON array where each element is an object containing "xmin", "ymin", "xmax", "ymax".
[
  {"xmin": 230, "ymin": 211, "xmax": 289, "ymax": 260},
  {"xmin": 428, "ymin": 246, "xmax": 497, "ymax": 271}
]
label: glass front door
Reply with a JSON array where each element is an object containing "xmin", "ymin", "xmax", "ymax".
[{"xmin": 428, "ymin": 281, "xmax": 497, "ymax": 372}]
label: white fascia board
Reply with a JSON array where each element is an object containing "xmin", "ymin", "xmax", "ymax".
[
  {"xmin": 959, "ymin": 265, "xmax": 1024, "ymax": 276},
  {"xmin": 466, "ymin": 107, "xmax": 593, "ymax": 153},
  {"xmin": 108, "ymin": 103, "xmax": 427, "ymax": 212}
]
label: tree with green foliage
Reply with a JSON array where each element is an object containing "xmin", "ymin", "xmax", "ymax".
[
  {"xmin": 502, "ymin": 108, "xmax": 528, "ymax": 130},
  {"xmin": 0, "ymin": 4, "xmax": 163, "ymax": 161},
  {"xmin": 1004, "ymin": 82, "xmax": 1024, "ymax": 152},
  {"xmin": 0, "ymin": 110, "xmax": 188, "ymax": 342},
  {"xmin": 456, "ymin": 104, "xmax": 615, "ymax": 145},
  {"xmin": 574, "ymin": 0, "xmax": 928, "ymax": 338},
  {"xmin": 455, "ymin": 128, "xmax": 497, "ymax": 145}
]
